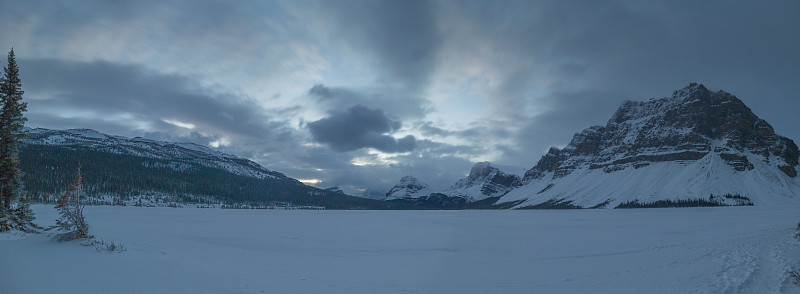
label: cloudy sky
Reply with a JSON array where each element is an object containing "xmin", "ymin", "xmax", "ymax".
[{"xmin": 2, "ymin": 0, "xmax": 798, "ymax": 195}]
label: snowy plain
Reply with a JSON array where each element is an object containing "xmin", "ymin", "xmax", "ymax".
[{"xmin": 2, "ymin": 205, "xmax": 800, "ymax": 294}]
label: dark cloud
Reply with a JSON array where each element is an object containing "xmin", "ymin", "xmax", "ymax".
[
  {"xmin": 307, "ymin": 105, "xmax": 416, "ymax": 153},
  {"xmin": 416, "ymin": 121, "xmax": 510, "ymax": 141}
]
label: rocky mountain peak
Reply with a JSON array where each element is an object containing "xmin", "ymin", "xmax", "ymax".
[
  {"xmin": 449, "ymin": 162, "xmax": 521, "ymax": 200},
  {"xmin": 384, "ymin": 176, "xmax": 433, "ymax": 200},
  {"xmin": 460, "ymin": 162, "xmax": 497, "ymax": 184},
  {"xmin": 524, "ymin": 83, "xmax": 798, "ymax": 183}
]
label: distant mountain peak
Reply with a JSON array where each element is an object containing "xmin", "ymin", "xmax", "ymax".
[
  {"xmin": 383, "ymin": 162, "xmax": 523, "ymax": 204},
  {"xmin": 384, "ymin": 176, "xmax": 432, "ymax": 200},
  {"xmin": 447, "ymin": 162, "xmax": 521, "ymax": 201}
]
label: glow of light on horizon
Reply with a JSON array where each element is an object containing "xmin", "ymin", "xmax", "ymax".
[
  {"xmin": 209, "ymin": 137, "xmax": 231, "ymax": 148},
  {"xmin": 350, "ymin": 157, "xmax": 377, "ymax": 166},
  {"xmin": 163, "ymin": 119, "xmax": 196, "ymax": 130}
]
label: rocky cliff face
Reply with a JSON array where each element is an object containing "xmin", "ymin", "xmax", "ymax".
[
  {"xmin": 523, "ymin": 83, "xmax": 798, "ymax": 182},
  {"xmin": 504, "ymin": 83, "xmax": 800, "ymax": 208}
]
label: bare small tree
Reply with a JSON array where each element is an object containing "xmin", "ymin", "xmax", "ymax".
[{"xmin": 55, "ymin": 163, "xmax": 91, "ymax": 241}]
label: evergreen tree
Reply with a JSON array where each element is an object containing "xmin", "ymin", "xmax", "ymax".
[
  {"xmin": 0, "ymin": 208, "xmax": 10, "ymax": 231},
  {"xmin": 0, "ymin": 48, "xmax": 33, "ymax": 232},
  {"xmin": 8, "ymin": 200, "xmax": 38, "ymax": 233},
  {"xmin": 55, "ymin": 163, "xmax": 91, "ymax": 241}
]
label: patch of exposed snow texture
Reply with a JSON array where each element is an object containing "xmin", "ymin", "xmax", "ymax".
[
  {"xmin": 503, "ymin": 83, "xmax": 800, "ymax": 208},
  {"xmin": 23, "ymin": 128, "xmax": 292, "ymax": 182}
]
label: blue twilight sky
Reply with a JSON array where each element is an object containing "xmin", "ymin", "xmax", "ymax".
[{"xmin": 1, "ymin": 0, "xmax": 799, "ymax": 195}]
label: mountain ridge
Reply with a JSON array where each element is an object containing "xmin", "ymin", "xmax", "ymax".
[
  {"xmin": 384, "ymin": 161, "xmax": 522, "ymax": 203},
  {"xmin": 20, "ymin": 128, "xmax": 409, "ymax": 209}
]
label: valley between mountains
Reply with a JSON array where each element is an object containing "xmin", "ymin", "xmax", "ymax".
[{"xmin": 22, "ymin": 83, "xmax": 798, "ymax": 209}]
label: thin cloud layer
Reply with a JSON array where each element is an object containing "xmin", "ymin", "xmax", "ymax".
[{"xmin": 308, "ymin": 84, "xmax": 429, "ymax": 119}]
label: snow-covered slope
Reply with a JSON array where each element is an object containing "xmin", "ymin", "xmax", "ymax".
[
  {"xmin": 501, "ymin": 83, "xmax": 800, "ymax": 208},
  {"xmin": 25, "ymin": 128, "xmax": 291, "ymax": 181},
  {"xmin": 359, "ymin": 189, "xmax": 388, "ymax": 200}
]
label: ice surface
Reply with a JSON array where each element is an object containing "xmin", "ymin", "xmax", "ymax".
[{"xmin": 2, "ymin": 205, "xmax": 800, "ymax": 294}]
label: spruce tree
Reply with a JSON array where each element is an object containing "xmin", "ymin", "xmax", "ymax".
[
  {"xmin": 0, "ymin": 49, "xmax": 35, "ymax": 233},
  {"xmin": 0, "ymin": 48, "xmax": 27, "ymax": 212}
]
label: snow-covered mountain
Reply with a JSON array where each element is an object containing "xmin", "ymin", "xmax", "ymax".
[
  {"xmin": 20, "ymin": 128, "xmax": 401, "ymax": 209},
  {"xmin": 442, "ymin": 162, "xmax": 522, "ymax": 202},
  {"xmin": 384, "ymin": 176, "xmax": 434, "ymax": 200},
  {"xmin": 499, "ymin": 83, "xmax": 800, "ymax": 208},
  {"xmin": 384, "ymin": 162, "xmax": 522, "ymax": 202},
  {"xmin": 25, "ymin": 128, "xmax": 291, "ymax": 181}
]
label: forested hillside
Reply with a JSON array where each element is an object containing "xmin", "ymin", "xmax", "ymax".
[{"xmin": 19, "ymin": 131, "xmax": 408, "ymax": 210}]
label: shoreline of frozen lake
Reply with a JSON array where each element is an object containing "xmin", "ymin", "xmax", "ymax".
[{"xmin": 2, "ymin": 205, "xmax": 799, "ymax": 293}]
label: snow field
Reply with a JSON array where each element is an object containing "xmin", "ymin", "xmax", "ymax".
[
  {"xmin": 1, "ymin": 205, "xmax": 800, "ymax": 293},
  {"xmin": 504, "ymin": 151, "xmax": 800, "ymax": 208}
]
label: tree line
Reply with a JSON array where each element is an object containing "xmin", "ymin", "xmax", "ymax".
[{"xmin": 19, "ymin": 144, "xmax": 410, "ymax": 210}]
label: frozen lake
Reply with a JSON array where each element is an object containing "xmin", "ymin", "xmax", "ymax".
[{"xmin": 2, "ymin": 205, "xmax": 800, "ymax": 293}]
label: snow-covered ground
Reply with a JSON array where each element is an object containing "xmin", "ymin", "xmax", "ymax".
[{"xmin": 2, "ymin": 205, "xmax": 800, "ymax": 293}]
